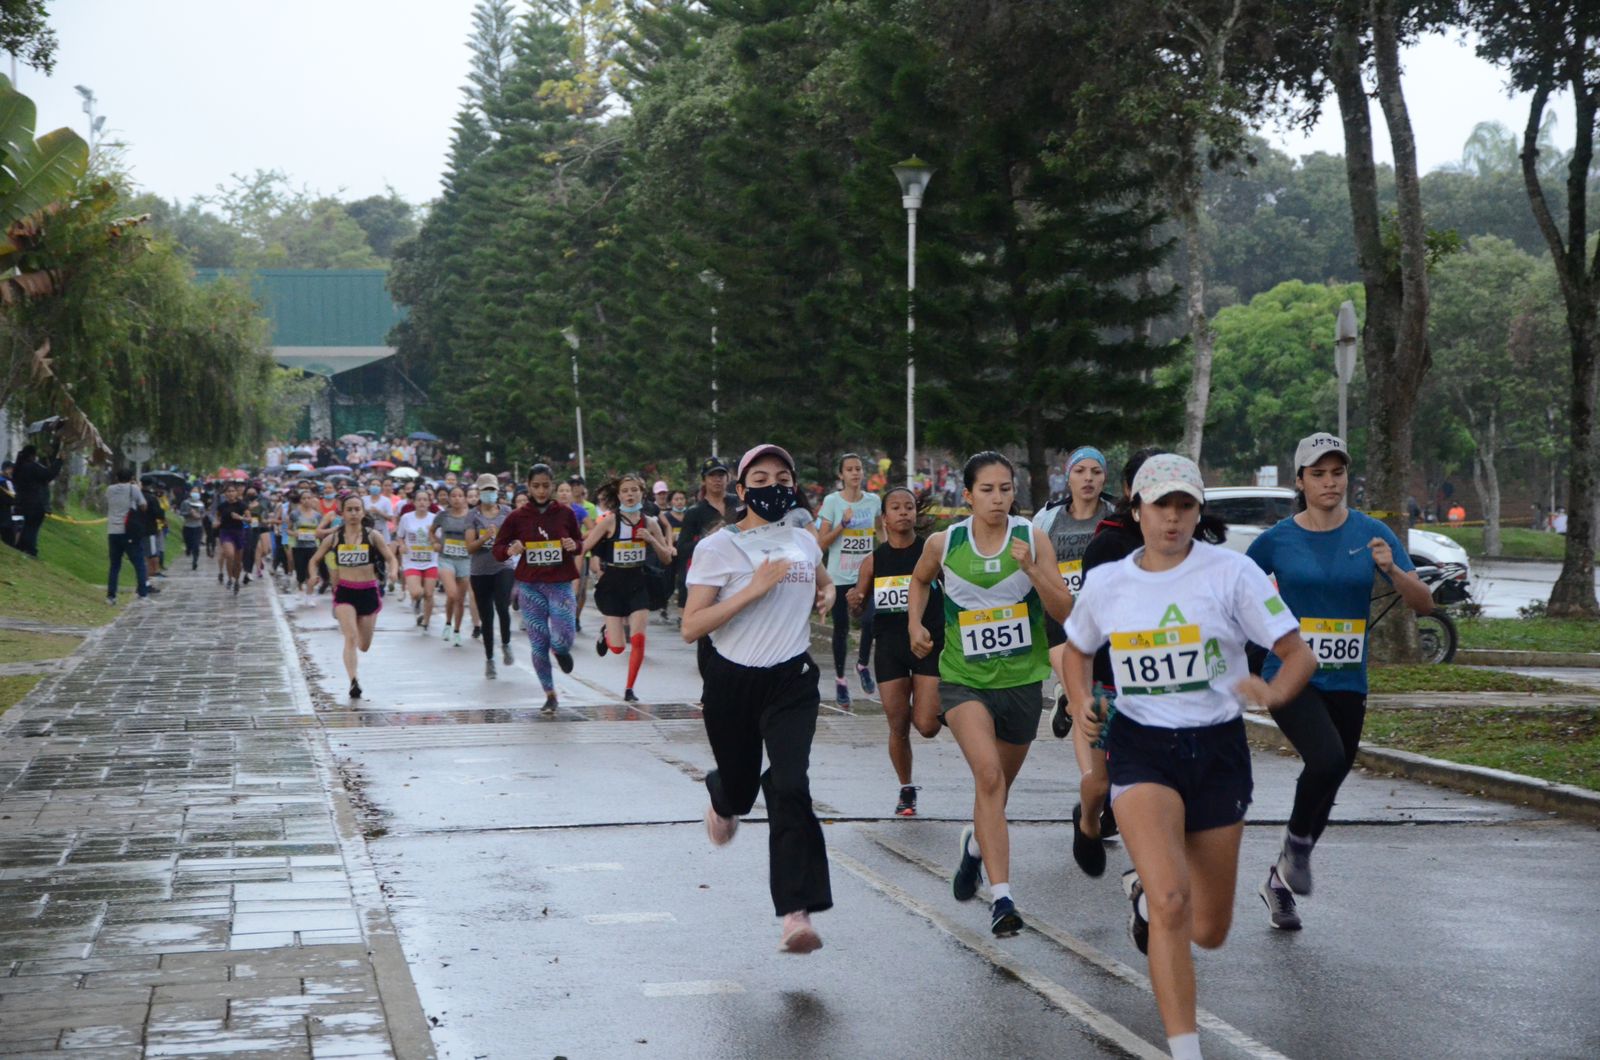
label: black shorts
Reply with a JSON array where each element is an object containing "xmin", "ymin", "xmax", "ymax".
[
  {"xmin": 873, "ymin": 624, "xmax": 940, "ymax": 683},
  {"xmin": 333, "ymin": 583, "xmax": 382, "ymax": 617},
  {"xmin": 1106, "ymin": 713, "xmax": 1252, "ymax": 832},
  {"xmin": 595, "ymin": 570, "xmax": 651, "ymax": 617},
  {"xmin": 1046, "ymin": 617, "xmax": 1066, "ymax": 650}
]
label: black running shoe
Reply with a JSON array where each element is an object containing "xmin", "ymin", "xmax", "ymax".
[
  {"xmin": 624, "ymin": 689, "xmax": 639, "ymax": 703},
  {"xmin": 595, "ymin": 633, "xmax": 608, "ymax": 657},
  {"xmin": 1100, "ymin": 801, "xmax": 1119, "ymax": 842},
  {"xmin": 952, "ymin": 825, "xmax": 982, "ymax": 902},
  {"xmin": 1122, "ymin": 870, "xmax": 1149, "ymax": 955},
  {"xmin": 1050, "ymin": 694, "xmax": 1072, "ymax": 739},
  {"xmin": 1071, "ymin": 803, "xmax": 1106, "ymax": 878},
  {"xmin": 471, "ymin": 625, "xmax": 481, "ymax": 639},
  {"xmin": 1259, "ymin": 866, "xmax": 1302, "ymax": 930},
  {"xmin": 542, "ymin": 692, "xmax": 558, "ymax": 714},
  {"xmin": 990, "ymin": 896, "xmax": 1024, "ymax": 937},
  {"xmin": 555, "ymin": 651, "xmax": 574, "ymax": 674},
  {"xmin": 895, "ymin": 785, "xmax": 918, "ymax": 817},
  {"xmin": 349, "ymin": 679, "xmax": 362, "ymax": 700}
]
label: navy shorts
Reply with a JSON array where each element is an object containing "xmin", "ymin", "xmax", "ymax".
[{"xmin": 1106, "ymin": 714, "xmax": 1252, "ymax": 832}]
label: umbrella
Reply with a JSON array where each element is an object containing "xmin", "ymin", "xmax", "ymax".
[
  {"xmin": 140, "ymin": 470, "xmax": 188, "ymax": 489},
  {"xmin": 407, "ymin": 431, "xmax": 440, "ymax": 442},
  {"xmin": 389, "ymin": 467, "xmax": 420, "ymax": 479},
  {"xmin": 357, "ymin": 429, "xmax": 379, "ymax": 438},
  {"xmin": 361, "ymin": 459, "xmax": 396, "ymax": 470},
  {"xmin": 262, "ymin": 464, "xmax": 287, "ymax": 474},
  {"xmin": 318, "ymin": 464, "xmax": 353, "ymax": 475},
  {"xmin": 288, "ymin": 446, "xmax": 315, "ymax": 457},
  {"xmin": 338, "ymin": 433, "xmax": 366, "ymax": 445},
  {"xmin": 285, "ymin": 462, "xmax": 312, "ymax": 473},
  {"xmin": 25, "ymin": 415, "xmax": 64, "ymax": 434}
]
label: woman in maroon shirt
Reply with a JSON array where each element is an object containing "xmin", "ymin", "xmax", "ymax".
[{"xmin": 492, "ymin": 464, "xmax": 582, "ymax": 713}]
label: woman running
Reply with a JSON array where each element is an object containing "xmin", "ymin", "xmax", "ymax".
[
  {"xmin": 1035, "ymin": 446, "xmax": 1115, "ymax": 739},
  {"xmin": 584, "ymin": 474, "xmax": 676, "ymax": 703},
  {"xmin": 848, "ymin": 486, "xmax": 942, "ymax": 816},
  {"xmin": 216, "ymin": 483, "xmax": 248, "ymax": 593},
  {"xmin": 563, "ymin": 478, "xmax": 596, "ymax": 633},
  {"xmin": 310, "ymin": 493, "xmax": 396, "ymax": 700},
  {"xmin": 1246, "ymin": 433, "xmax": 1432, "ymax": 930},
  {"xmin": 467, "ymin": 474, "xmax": 516, "ymax": 678},
  {"xmin": 396, "ymin": 487, "xmax": 439, "ymax": 631},
  {"xmin": 289, "ymin": 488, "xmax": 325, "ymax": 608},
  {"xmin": 491, "ymin": 465, "xmax": 582, "ymax": 713},
  {"xmin": 681, "ymin": 443, "xmax": 834, "ymax": 954},
  {"xmin": 907, "ymin": 452, "xmax": 1073, "ymax": 937},
  {"xmin": 815, "ymin": 453, "xmax": 882, "ymax": 708},
  {"xmin": 1063, "ymin": 453, "xmax": 1314, "ymax": 1060},
  {"xmin": 665, "ymin": 488, "xmax": 689, "ymax": 611},
  {"xmin": 432, "ymin": 485, "xmax": 475, "ymax": 647}
]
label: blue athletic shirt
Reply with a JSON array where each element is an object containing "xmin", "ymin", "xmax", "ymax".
[{"xmin": 1245, "ymin": 510, "xmax": 1414, "ymax": 694}]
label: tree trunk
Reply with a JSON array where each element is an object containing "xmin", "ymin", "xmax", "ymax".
[
  {"xmin": 1471, "ymin": 407, "xmax": 1503, "ymax": 557},
  {"xmin": 1025, "ymin": 413, "xmax": 1047, "ymax": 513},
  {"xmin": 384, "ymin": 365, "xmax": 406, "ymax": 436},
  {"xmin": 1180, "ymin": 197, "xmax": 1213, "ymax": 462}
]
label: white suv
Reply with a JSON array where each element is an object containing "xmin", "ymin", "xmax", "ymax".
[{"xmin": 1203, "ymin": 486, "xmax": 1472, "ymax": 578}]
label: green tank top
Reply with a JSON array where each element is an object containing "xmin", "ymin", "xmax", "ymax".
[{"xmin": 938, "ymin": 515, "xmax": 1050, "ymax": 689}]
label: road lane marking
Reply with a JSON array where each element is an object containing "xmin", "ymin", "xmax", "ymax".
[
  {"xmin": 549, "ymin": 862, "xmax": 625, "ymax": 873},
  {"xmin": 583, "ymin": 912, "xmax": 677, "ymax": 925},
  {"xmin": 862, "ymin": 829, "xmax": 1290, "ymax": 1060},
  {"xmin": 641, "ymin": 980, "xmax": 745, "ymax": 998},
  {"xmin": 829, "ymin": 850, "xmax": 1167, "ymax": 1060}
]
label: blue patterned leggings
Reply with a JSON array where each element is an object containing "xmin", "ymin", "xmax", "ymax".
[{"xmin": 518, "ymin": 580, "xmax": 578, "ymax": 691}]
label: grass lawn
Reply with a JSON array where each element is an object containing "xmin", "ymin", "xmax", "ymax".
[
  {"xmin": 0, "ymin": 674, "xmax": 42, "ymax": 716},
  {"xmin": 0, "ymin": 541, "xmax": 116, "ymax": 628},
  {"xmin": 0, "ymin": 628, "xmax": 82, "ymax": 663},
  {"xmin": 37, "ymin": 506, "xmax": 113, "ymax": 586},
  {"xmin": 1457, "ymin": 617, "xmax": 1600, "ymax": 654},
  {"xmin": 1363, "ymin": 706, "xmax": 1600, "ymax": 791},
  {"xmin": 1432, "ymin": 524, "xmax": 1592, "ymax": 562},
  {"xmin": 1367, "ymin": 664, "xmax": 1588, "ymax": 695}
]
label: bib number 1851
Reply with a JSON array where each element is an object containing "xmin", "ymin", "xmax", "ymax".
[{"xmin": 957, "ymin": 604, "xmax": 1032, "ymax": 660}]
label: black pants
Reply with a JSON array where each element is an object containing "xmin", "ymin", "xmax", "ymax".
[
  {"xmin": 106, "ymin": 532, "xmax": 148, "ymax": 599},
  {"xmin": 470, "ymin": 569, "xmax": 515, "ymax": 660},
  {"xmin": 293, "ymin": 546, "xmax": 316, "ymax": 587},
  {"xmin": 830, "ymin": 583, "xmax": 874, "ymax": 678},
  {"xmin": 182, "ymin": 526, "xmax": 203, "ymax": 567},
  {"xmin": 700, "ymin": 644, "xmax": 831, "ymax": 917},
  {"xmin": 18, "ymin": 508, "xmax": 44, "ymax": 556},
  {"xmin": 1272, "ymin": 686, "xmax": 1368, "ymax": 841}
]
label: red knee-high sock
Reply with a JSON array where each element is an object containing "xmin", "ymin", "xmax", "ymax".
[
  {"xmin": 626, "ymin": 633, "xmax": 645, "ymax": 689},
  {"xmin": 609, "ymin": 641, "xmax": 624, "ymax": 654}
]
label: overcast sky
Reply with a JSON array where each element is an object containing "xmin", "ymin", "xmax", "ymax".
[{"xmin": 17, "ymin": 3, "xmax": 1566, "ymax": 212}]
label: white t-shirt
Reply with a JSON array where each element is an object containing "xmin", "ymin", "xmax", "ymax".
[
  {"xmin": 367, "ymin": 495, "xmax": 397, "ymax": 539},
  {"xmin": 1065, "ymin": 540, "xmax": 1299, "ymax": 728},
  {"xmin": 397, "ymin": 511, "xmax": 437, "ymax": 570},
  {"xmin": 688, "ymin": 519, "xmax": 823, "ymax": 668}
]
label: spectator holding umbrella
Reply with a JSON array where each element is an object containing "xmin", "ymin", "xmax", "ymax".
[{"xmin": 13, "ymin": 440, "xmax": 63, "ymax": 557}]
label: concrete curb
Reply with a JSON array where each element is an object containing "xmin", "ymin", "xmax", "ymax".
[
  {"xmin": 1242, "ymin": 713, "xmax": 1600, "ymax": 826},
  {"xmin": 1456, "ymin": 648, "xmax": 1600, "ymax": 669}
]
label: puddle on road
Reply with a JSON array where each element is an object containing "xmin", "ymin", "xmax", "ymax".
[{"xmin": 316, "ymin": 703, "xmax": 704, "ymax": 726}]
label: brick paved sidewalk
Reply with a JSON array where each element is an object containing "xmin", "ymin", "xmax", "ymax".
[{"xmin": 0, "ymin": 569, "xmax": 432, "ymax": 1059}]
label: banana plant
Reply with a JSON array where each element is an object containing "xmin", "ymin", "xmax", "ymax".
[{"xmin": 0, "ymin": 72, "xmax": 88, "ymax": 266}]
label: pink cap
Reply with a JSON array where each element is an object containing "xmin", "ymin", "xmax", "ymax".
[
  {"xmin": 737, "ymin": 443, "xmax": 796, "ymax": 481},
  {"xmin": 653, "ymin": 480, "xmax": 669, "ymax": 493}
]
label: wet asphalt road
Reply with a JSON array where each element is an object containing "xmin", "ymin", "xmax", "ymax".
[
  {"xmin": 286, "ymin": 592, "xmax": 1600, "ymax": 1060},
  {"xmin": 1470, "ymin": 559, "xmax": 1600, "ymax": 619}
]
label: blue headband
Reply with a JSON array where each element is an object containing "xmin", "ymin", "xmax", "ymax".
[{"xmin": 1066, "ymin": 447, "xmax": 1106, "ymax": 473}]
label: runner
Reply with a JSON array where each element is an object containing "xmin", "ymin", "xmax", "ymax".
[
  {"xmin": 583, "ymin": 474, "xmax": 675, "ymax": 702},
  {"xmin": 1063, "ymin": 453, "xmax": 1314, "ymax": 1060},
  {"xmin": 431, "ymin": 485, "xmax": 475, "ymax": 647},
  {"xmin": 491, "ymin": 465, "xmax": 582, "ymax": 713},
  {"xmin": 215, "ymin": 483, "xmax": 248, "ymax": 593},
  {"xmin": 681, "ymin": 443, "xmax": 834, "ymax": 955},
  {"xmin": 906, "ymin": 451, "xmax": 1074, "ymax": 937},
  {"xmin": 467, "ymin": 474, "xmax": 516, "ymax": 678},
  {"xmin": 847, "ymin": 485, "xmax": 941, "ymax": 816},
  {"xmin": 289, "ymin": 489, "xmax": 325, "ymax": 608},
  {"xmin": 566, "ymin": 477, "xmax": 597, "ymax": 633},
  {"xmin": 815, "ymin": 453, "xmax": 882, "ymax": 708},
  {"xmin": 1246, "ymin": 433, "xmax": 1432, "ymax": 930},
  {"xmin": 678, "ymin": 457, "xmax": 742, "ymax": 592},
  {"xmin": 179, "ymin": 489, "xmax": 206, "ymax": 571},
  {"xmin": 643, "ymin": 478, "xmax": 675, "ymax": 621},
  {"xmin": 396, "ymin": 486, "xmax": 439, "ymax": 631},
  {"xmin": 202, "ymin": 483, "xmax": 219, "ymax": 559},
  {"xmin": 1034, "ymin": 446, "xmax": 1115, "ymax": 739},
  {"xmin": 309, "ymin": 493, "xmax": 396, "ymax": 700},
  {"xmin": 665, "ymin": 488, "xmax": 689, "ymax": 614}
]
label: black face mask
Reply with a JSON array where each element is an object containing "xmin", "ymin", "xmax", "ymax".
[{"xmin": 742, "ymin": 483, "xmax": 798, "ymax": 522}]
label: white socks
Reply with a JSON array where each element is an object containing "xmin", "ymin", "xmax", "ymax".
[
  {"xmin": 1168, "ymin": 1032, "xmax": 1202, "ymax": 1059},
  {"xmin": 990, "ymin": 882, "xmax": 1012, "ymax": 902},
  {"xmin": 966, "ymin": 831, "xmax": 982, "ymax": 859}
]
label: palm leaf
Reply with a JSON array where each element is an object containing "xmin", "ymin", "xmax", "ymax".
[{"xmin": 0, "ymin": 126, "xmax": 88, "ymax": 227}]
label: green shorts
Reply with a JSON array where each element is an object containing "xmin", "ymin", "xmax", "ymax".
[{"xmin": 939, "ymin": 681, "xmax": 1044, "ymax": 745}]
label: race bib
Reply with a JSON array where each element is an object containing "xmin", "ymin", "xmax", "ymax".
[
  {"xmin": 336, "ymin": 544, "xmax": 370, "ymax": 568},
  {"xmin": 957, "ymin": 604, "xmax": 1033, "ymax": 660},
  {"xmin": 874, "ymin": 575, "xmax": 910, "ymax": 613},
  {"xmin": 1057, "ymin": 559, "xmax": 1084, "ymax": 594},
  {"xmin": 1109, "ymin": 625, "xmax": 1209, "ymax": 695},
  {"xmin": 611, "ymin": 540, "xmax": 647, "ymax": 567},
  {"xmin": 1301, "ymin": 618, "xmax": 1365, "ymax": 670},
  {"xmin": 296, "ymin": 530, "xmax": 317, "ymax": 546},
  {"xmin": 838, "ymin": 528, "xmax": 875, "ymax": 574},
  {"xmin": 442, "ymin": 537, "xmax": 468, "ymax": 559},
  {"xmin": 525, "ymin": 540, "xmax": 564, "ymax": 566},
  {"xmin": 410, "ymin": 530, "xmax": 431, "ymax": 549}
]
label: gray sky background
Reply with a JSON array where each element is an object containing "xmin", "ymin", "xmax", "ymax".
[{"xmin": 19, "ymin": 3, "xmax": 1569, "ymax": 213}]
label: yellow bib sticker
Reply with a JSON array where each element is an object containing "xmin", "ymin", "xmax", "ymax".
[
  {"xmin": 1057, "ymin": 559, "xmax": 1084, "ymax": 594},
  {"xmin": 873, "ymin": 575, "xmax": 910, "ymax": 613},
  {"xmin": 442, "ymin": 537, "xmax": 468, "ymax": 558},
  {"xmin": 1300, "ymin": 617, "xmax": 1365, "ymax": 670},
  {"xmin": 611, "ymin": 540, "xmax": 647, "ymax": 567},
  {"xmin": 957, "ymin": 603, "xmax": 1033, "ymax": 660},
  {"xmin": 525, "ymin": 540, "xmax": 564, "ymax": 566},
  {"xmin": 1109, "ymin": 624, "xmax": 1209, "ymax": 695}
]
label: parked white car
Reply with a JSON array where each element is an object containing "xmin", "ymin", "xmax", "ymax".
[{"xmin": 1202, "ymin": 486, "xmax": 1473, "ymax": 581}]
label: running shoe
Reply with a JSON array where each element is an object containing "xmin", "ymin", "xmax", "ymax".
[
  {"xmin": 856, "ymin": 662, "xmax": 876, "ymax": 696},
  {"xmin": 1276, "ymin": 834, "xmax": 1314, "ymax": 896},
  {"xmin": 990, "ymin": 896, "xmax": 1024, "ymax": 937},
  {"xmin": 349, "ymin": 679, "xmax": 363, "ymax": 700},
  {"xmin": 232, "ymin": 581, "xmax": 240, "ymax": 595},
  {"xmin": 243, "ymin": 573, "xmax": 250, "ymax": 585},
  {"xmin": 895, "ymin": 785, "xmax": 918, "ymax": 817},
  {"xmin": 554, "ymin": 651, "xmax": 574, "ymax": 674},
  {"xmin": 704, "ymin": 803, "xmax": 738, "ymax": 846},
  {"xmin": 1050, "ymin": 693, "xmax": 1072, "ymax": 739},
  {"xmin": 454, "ymin": 629, "xmax": 463, "ymax": 647},
  {"xmin": 484, "ymin": 659, "xmax": 496, "ymax": 680},
  {"xmin": 1122, "ymin": 870, "xmax": 1149, "ymax": 955},
  {"xmin": 471, "ymin": 625, "xmax": 481, "ymax": 639},
  {"xmin": 106, "ymin": 595, "xmax": 116, "ymax": 606},
  {"xmin": 624, "ymin": 689, "xmax": 639, "ymax": 703},
  {"xmin": 952, "ymin": 825, "xmax": 982, "ymax": 902},
  {"xmin": 1100, "ymin": 801, "xmax": 1119, "ymax": 842},
  {"xmin": 1071, "ymin": 803, "xmax": 1106, "ymax": 878},
  {"xmin": 595, "ymin": 633, "xmax": 608, "ymax": 657},
  {"xmin": 502, "ymin": 644, "xmax": 514, "ymax": 666},
  {"xmin": 779, "ymin": 911, "xmax": 821, "ymax": 954},
  {"xmin": 415, "ymin": 614, "xmax": 424, "ymax": 628},
  {"xmin": 217, "ymin": 572, "xmax": 223, "ymax": 584},
  {"xmin": 442, "ymin": 624, "xmax": 451, "ymax": 641},
  {"xmin": 1259, "ymin": 866, "xmax": 1302, "ymax": 930},
  {"xmin": 542, "ymin": 692, "xmax": 558, "ymax": 714},
  {"xmin": 835, "ymin": 679, "xmax": 851, "ymax": 710}
]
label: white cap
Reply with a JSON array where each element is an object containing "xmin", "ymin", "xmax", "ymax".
[
  {"xmin": 1294, "ymin": 432, "xmax": 1350, "ymax": 472},
  {"xmin": 1131, "ymin": 453, "xmax": 1205, "ymax": 504}
]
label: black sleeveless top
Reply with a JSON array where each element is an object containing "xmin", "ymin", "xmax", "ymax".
[{"xmin": 870, "ymin": 538, "xmax": 941, "ymax": 636}]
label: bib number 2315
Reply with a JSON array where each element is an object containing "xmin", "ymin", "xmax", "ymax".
[{"xmin": 958, "ymin": 604, "xmax": 1032, "ymax": 661}]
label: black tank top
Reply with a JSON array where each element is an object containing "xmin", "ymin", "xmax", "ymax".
[
  {"xmin": 870, "ymin": 538, "xmax": 941, "ymax": 634},
  {"xmin": 596, "ymin": 513, "xmax": 649, "ymax": 571}
]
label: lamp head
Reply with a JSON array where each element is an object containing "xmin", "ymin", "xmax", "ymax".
[{"xmin": 892, "ymin": 157, "xmax": 935, "ymax": 211}]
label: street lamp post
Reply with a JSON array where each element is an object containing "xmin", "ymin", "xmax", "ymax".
[
  {"xmin": 562, "ymin": 326, "xmax": 586, "ymax": 481},
  {"xmin": 1334, "ymin": 300, "xmax": 1359, "ymax": 441},
  {"xmin": 892, "ymin": 158, "xmax": 934, "ymax": 489},
  {"xmin": 73, "ymin": 85, "xmax": 105, "ymax": 156},
  {"xmin": 699, "ymin": 270, "xmax": 724, "ymax": 457}
]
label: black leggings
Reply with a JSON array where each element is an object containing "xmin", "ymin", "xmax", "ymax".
[
  {"xmin": 829, "ymin": 582, "xmax": 874, "ymax": 678},
  {"xmin": 470, "ymin": 569, "xmax": 515, "ymax": 660},
  {"xmin": 1271, "ymin": 686, "xmax": 1367, "ymax": 841},
  {"xmin": 293, "ymin": 546, "xmax": 316, "ymax": 587}
]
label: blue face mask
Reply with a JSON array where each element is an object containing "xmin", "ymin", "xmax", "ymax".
[
  {"xmin": 368, "ymin": 485, "xmax": 380, "ymax": 495},
  {"xmin": 620, "ymin": 502, "xmax": 643, "ymax": 514},
  {"xmin": 480, "ymin": 490, "xmax": 499, "ymax": 504}
]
